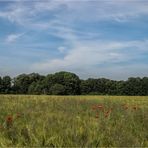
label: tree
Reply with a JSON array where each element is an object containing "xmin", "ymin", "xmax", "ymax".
[
  {"xmin": 0, "ymin": 77, "xmax": 2, "ymax": 93},
  {"xmin": 123, "ymin": 77, "xmax": 142, "ymax": 95},
  {"xmin": 50, "ymin": 84, "xmax": 65, "ymax": 95},
  {"xmin": 13, "ymin": 74, "xmax": 30, "ymax": 94},
  {"xmin": 28, "ymin": 73, "xmax": 45, "ymax": 82},
  {"xmin": 13, "ymin": 73, "xmax": 44, "ymax": 94},
  {"xmin": 116, "ymin": 81, "xmax": 125, "ymax": 95},
  {"xmin": 0, "ymin": 71, "xmax": 148, "ymax": 96},
  {"xmin": 2, "ymin": 76, "xmax": 11, "ymax": 94},
  {"xmin": 80, "ymin": 80, "xmax": 91, "ymax": 94},
  {"xmin": 80, "ymin": 78, "xmax": 99, "ymax": 94},
  {"xmin": 44, "ymin": 72, "xmax": 80, "ymax": 95},
  {"xmin": 58, "ymin": 72, "xmax": 80, "ymax": 95},
  {"xmin": 141, "ymin": 77, "xmax": 148, "ymax": 95},
  {"xmin": 95, "ymin": 78, "xmax": 109, "ymax": 94},
  {"xmin": 28, "ymin": 80, "xmax": 47, "ymax": 95}
]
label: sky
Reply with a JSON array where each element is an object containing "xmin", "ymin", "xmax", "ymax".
[{"xmin": 0, "ymin": 0, "xmax": 148, "ymax": 80}]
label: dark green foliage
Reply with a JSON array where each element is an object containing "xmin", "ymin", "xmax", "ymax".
[
  {"xmin": 122, "ymin": 77, "xmax": 142, "ymax": 95},
  {"xmin": 13, "ymin": 73, "xmax": 44, "ymax": 94},
  {"xmin": 0, "ymin": 72, "xmax": 148, "ymax": 95},
  {"xmin": 41, "ymin": 71, "xmax": 80, "ymax": 95},
  {"xmin": 0, "ymin": 76, "xmax": 2, "ymax": 93},
  {"xmin": 0, "ymin": 76, "xmax": 11, "ymax": 94},
  {"xmin": 50, "ymin": 84, "xmax": 65, "ymax": 95},
  {"xmin": 13, "ymin": 74, "xmax": 30, "ymax": 94},
  {"xmin": 141, "ymin": 77, "xmax": 148, "ymax": 95},
  {"xmin": 28, "ymin": 81, "xmax": 46, "ymax": 95}
]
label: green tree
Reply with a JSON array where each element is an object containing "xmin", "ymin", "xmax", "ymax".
[
  {"xmin": 0, "ymin": 77, "xmax": 2, "ymax": 93},
  {"xmin": 2, "ymin": 76, "xmax": 11, "ymax": 93},
  {"xmin": 44, "ymin": 72, "xmax": 80, "ymax": 95},
  {"xmin": 50, "ymin": 84, "xmax": 65, "ymax": 95},
  {"xmin": 116, "ymin": 81, "xmax": 125, "ymax": 95},
  {"xmin": 141, "ymin": 77, "xmax": 148, "ymax": 95},
  {"xmin": 28, "ymin": 81, "xmax": 47, "ymax": 95},
  {"xmin": 80, "ymin": 80, "xmax": 91, "ymax": 94},
  {"xmin": 58, "ymin": 72, "xmax": 80, "ymax": 95},
  {"xmin": 13, "ymin": 74, "xmax": 30, "ymax": 94},
  {"xmin": 13, "ymin": 73, "xmax": 44, "ymax": 94},
  {"xmin": 1, "ymin": 71, "xmax": 148, "ymax": 96},
  {"xmin": 123, "ymin": 77, "xmax": 142, "ymax": 95}
]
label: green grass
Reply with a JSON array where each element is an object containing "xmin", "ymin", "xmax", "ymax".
[{"xmin": 0, "ymin": 95, "xmax": 147, "ymax": 147}]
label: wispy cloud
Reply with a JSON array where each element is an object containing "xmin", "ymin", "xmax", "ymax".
[
  {"xmin": 31, "ymin": 39, "xmax": 148, "ymax": 79},
  {"xmin": 0, "ymin": 0, "xmax": 148, "ymax": 42},
  {"xmin": 0, "ymin": 1, "xmax": 148, "ymax": 79},
  {"xmin": 5, "ymin": 33, "xmax": 25, "ymax": 43},
  {"xmin": 58, "ymin": 46, "xmax": 67, "ymax": 53},
  {"xmin": 1, "ymin": 1, "xmax": 148, "ymax": 26}
]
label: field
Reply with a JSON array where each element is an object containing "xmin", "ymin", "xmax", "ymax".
[{"xmin": 0, "ymin": 95, "xmax": 147, "ymax": 147}]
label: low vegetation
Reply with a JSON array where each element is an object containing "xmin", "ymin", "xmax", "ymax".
[{"xmin": 0, "ymin": 95, "xmax": 147, "ymax": 147}]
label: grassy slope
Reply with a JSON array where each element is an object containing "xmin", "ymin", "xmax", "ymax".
[{"xmin": 0, "ymin": 95, "xmax": 147, "ymax": 147}]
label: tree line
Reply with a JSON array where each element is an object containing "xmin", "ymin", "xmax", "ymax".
[{"xmin": 0, "ymin": 71, "xmax": 148, "ymax": 95}]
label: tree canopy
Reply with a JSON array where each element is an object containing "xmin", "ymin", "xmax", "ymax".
[{"xmin": 0, "ymin": 71, "xmax": 148, "ymax": 95}]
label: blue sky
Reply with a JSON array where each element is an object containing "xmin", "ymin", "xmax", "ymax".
[{"xmin": 0, "ymin": 0, "xmax": 148, "ymax": 80}]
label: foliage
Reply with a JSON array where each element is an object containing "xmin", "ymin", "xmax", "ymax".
[
  {"xmin": 50, "ymin": 84, "xmax": 65, "ymax": 95},
  {"xmin": 0, "ymin": 76, "xmax": 11, "ymax": 94},
  {"xmin": 0, "ymin": 71, "xmax": 148, "ymax": 95},
  {"xmin": 13, "ymin": 73, "xmax": 44, "ymax": 94}
]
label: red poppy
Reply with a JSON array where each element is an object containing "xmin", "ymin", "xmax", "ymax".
[
  {"xmin": 104, "ymin": 109, "xmax": 112, "ymax": 118},
  {"xmin": 105, "ymin": 113, "xmax": 109, "ymax": 118},
  {"xmin": 16, "ymin": 113, "xmax": 21, "ymax": 118},
  {"xmin": 91, "ymin": 105, "xmax": 97, "ymax": 110},
  {"xmin": 124, "ymin": 106, "xmax": 128, "ymax": 110},
  {"xmin": 95, "ymin": 114, "xmax": 99, "ymax": 118},
  {"xmin": 97, "ymin": 105, "xmax": 103, "ymax": 109},
  {"xmin": 122, "ymin": 104, "xmax": 128, "ymax": 110},
  {"xmin": 133, "ymin": 106, "xmax": 138, "ymax": 110},
  {"xmin": 122, "ymin": 104, "xmax": 126, "ymax": 106},
  {"xmin": 107, "ymin": 109, "xmax": 112, "ymax": 114},
  {"xmin": 0, "ymin": 125, "xmax": 3, "ymax": 130},
  {"xmin": 6, "ymin": 116, "xmax": 13, "ymax": 123}
]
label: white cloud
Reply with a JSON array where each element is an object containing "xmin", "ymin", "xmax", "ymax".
[
  {"xmin": 58, "ymin": 46, "xmax": 67, "ymax": 53},
  {"xmin": 1, "ymin": 1, "xmax": 148, "ymax": 26},
  {"xmin": 30, "ymin": 39, "xmax": 148, "ymax": 79},
  {"xmin": 1, "ymin": 1, "xmax": 148, "ymax": 79},
  {"xmin": 0, "ymin": 0, "xmax": 148, "ymax": 42},
  {"xmin": 5, "ymin": 33, "xmax": 25, "ymax": 43}
]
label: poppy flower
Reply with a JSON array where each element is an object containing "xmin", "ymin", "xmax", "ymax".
[
  {"xmin": 133, "ymin": 106, "xmax": 138, "ymax": 110},
  {"xmin": 6, "ymin": 116, "xmax": 13, "ymax": 123},
  {"xmin": 0, "ymin": 125, "xmax": 3, "ymax": 130},
  {"xmin": 91, "ymin": 105, "xmax": 97, "ymax": 110},
  {"xmin": 124, "ymin": 106, "xmax": 128, "ymax": 110},
  {"xmin": 104, "ymin": 109, "xmax": 112, "ymax": 118},
  {"xmin": 97, "ymin": 105, "xmax": 103, "ymax": 109},
  {"xmin": 122, "ymin": 104, "xmax": 128, "ymax": 110},
  {"xmin": 122, "ymin": 104, "xmax": 126, "ymax": 106},
  {"xmin": 95, "ymin": 114, "xmax": 99, "ymax": 118},
  {"xmin": 6, "ymin": 116, "xmax": 13, "ymax": 128},
  {"xmin": 105, "ymin": 113, "xmax": 109, "ymax": 118},
  {"xmin": 16, "ymin": 113, "xmax": 21, "ymax": 118}
]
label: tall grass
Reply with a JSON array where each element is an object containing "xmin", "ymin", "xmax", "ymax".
[{"xmin": 0, "ymin": 95, "xmax": 147, "ymax": 147}]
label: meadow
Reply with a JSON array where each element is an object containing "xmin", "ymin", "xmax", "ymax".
[{"xmin": 0, "ymin": 95, "xmax": 147, "ymax": 147}]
